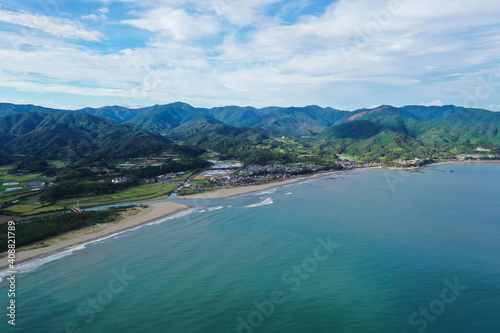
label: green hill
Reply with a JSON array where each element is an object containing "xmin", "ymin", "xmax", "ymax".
[
  {"xmin": 75, "ymin": 105, "xmax": 143, "ymax": 123},
  {"xmin": 319, "ymin": 120, "xmax": 388, "ymax": 140},
  {"xmin": 248, "ymin": 105, "xmax": 350, "ymax": 136},
  {"xmin": 1, "ymin": 102, "xmax": 499, "ymax": 163},
  {"xmin": 0, "ymin": 112, "xmax": 199, "ymax": 161},
  {"xmin": 125, "ymin": 102, "xmax": 218, "ymax": 134}
]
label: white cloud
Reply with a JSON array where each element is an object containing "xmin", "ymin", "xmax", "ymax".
[
  {"xmin": 122, "ymin": 7, "xmax": 220, "ymax": 40},
  {"xmin": 0, "ymin": 9, "xmax": 102, "ymax": 41},
  {"xmin": 209, "ymin": 0, "xmax": 283, "ymax": 26},
  {"xmin": 81, "ymin": 13, "xmax": 108, "ymax": 20},
  {"xmin": 1, "ymin": 0, "xmax": 500, "ymax": 110},
  {"xmin": 485, "ymin": 104, "xmax": 500, "ymax": 111},
  {"xmin": 421, "ymin": 100, "xmax": 444, "ymax": 107}
]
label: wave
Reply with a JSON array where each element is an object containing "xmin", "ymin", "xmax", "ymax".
[
  {"xmin": 253, "ymin": 188, "xmax": 277, "ymax": 196},
  {"xmin": 245, "ymin": 198, "xmax": 274, "ymax": 208},
  {"xmin": 0, "ymin": 208, "xmax": 198, "ymax": 282},
  {"xmin": 281, "ymin": 179, "xmax": 313, "ymax": 189},
  {"xmin": 0, "ymin": 242, "xmax": 89, "ymax": 283},
  {"xmin": 146, "ymin": 208, "xmax": 197, "ymax": 226},
  {"xmin": 285, "ymin": 192, "xmax": 293, "ymax": 195},
  {"xmin": 207, "ymin": 206, "xmax": 224, "ymax": 211}
]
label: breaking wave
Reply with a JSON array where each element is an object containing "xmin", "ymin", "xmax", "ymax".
[{"xmin": 245, "ymin": 198, "xmax": 274, "ymax": 208}]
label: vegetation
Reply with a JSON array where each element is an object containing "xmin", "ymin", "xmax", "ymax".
[
  {"xmin": 0, "ymin": 206, "xmax": 134, "ymax": 251},
  {"xmin": 0, "ymin": 102, "xmax": 499, "ymax": 220},
  {"xmin": 0, "ymin": 111, "xmax": 202, "ymax": 163}
]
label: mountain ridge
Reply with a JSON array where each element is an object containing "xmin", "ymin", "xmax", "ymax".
[{"xmin": 1, "ymin": 102, "xmax": 499, "ymax": 163}]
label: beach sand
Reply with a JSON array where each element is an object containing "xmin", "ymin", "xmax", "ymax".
[
  {"xmin": 0, "ymin": 201, "xmax": 191, "ymax": 269},
  {"xmin": 178, "ymin": 167, "xmax": 382, "ymax": 199}
]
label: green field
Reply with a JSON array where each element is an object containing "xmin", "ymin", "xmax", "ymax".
[
  {"xmin": 4, "ymin": 204, "xmax": 66, "ymax": 216},
  {"xmin": 0, "ymin": 170, "xmax": 193, "ymax": 217},
  {"xmin": 56, "ymin": 182, "xmax": 178, "ymax": 208},
  {"xmin": 0, "ymin": 172, "xmax": 51, "ymax": 192},
  {"xmin": 47, "ymin": 160, "xmax": 68, "ymax": 168},
  {"xmin": 0, "ymin": 166, "xmax": 11, "ymax": 174},
  {"xmin": 0, "ymin": 171, "xmax": 52, "ymax": 207}
]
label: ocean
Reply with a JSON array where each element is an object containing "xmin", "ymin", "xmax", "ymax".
[{"xmin": 1, "ymin": 163, "xmax": 499, "ymax": 332}]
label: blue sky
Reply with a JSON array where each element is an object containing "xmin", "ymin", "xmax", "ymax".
[{"xmin": 0, "ymin": 0, "xmax": 499, "ymax": 111}]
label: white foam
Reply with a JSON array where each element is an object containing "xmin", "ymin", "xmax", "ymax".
[
  {"xmin": 0, "ymin": 242, "xmax": 89, "ymax": 282},
  {"xmin": 281, "ymin": 179, "xmax": 313, "ymax": 189},
  {"xmin": 0, "ymin": 208, "xmax": 197, "ymax": 281},
  {"xmin": 245, "ymin": 198, "xmax": 274, "ymax": 208},
  {"xmin": 146, "ymin": 208, "xmax": 196, "ymax": 226},
  {"xmin": 207, "ymin": 206, "xmax": 224, "ymax": 211},
  {"xmin": 285, "ymin": 192, "xmax": 293, "ymax": 195},
  {"xmin": 253, "ymin": 188, "xmax": 277, "ymax": 196}
]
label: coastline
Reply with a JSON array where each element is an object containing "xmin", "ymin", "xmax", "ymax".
[
  {"xmin": 384, "ymin": 159, "xmax": 500, "ymax": 170},
  {"xmin": 178, "ymin": 166, "xmax": 382, "ymax": 199},
  {"xmin": 435, "ymin": 159, "xmax": 500, "ymax": 165},
  {"xmin": 0, "ymin": 201, "xmax": 191, "ymax": 270},
  {"xmin": 2, "ymin": 160, "xmax": 495, "ymax": 269}
]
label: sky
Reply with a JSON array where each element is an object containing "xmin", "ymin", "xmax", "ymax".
[{"xmin": 0, "ymin": 0, "xmax": 499, "ymax": 111}]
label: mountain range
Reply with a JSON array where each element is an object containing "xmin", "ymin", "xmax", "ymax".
[{"xmin": 0, "ymin": 102, "xmax": 498, "ymax": 164}]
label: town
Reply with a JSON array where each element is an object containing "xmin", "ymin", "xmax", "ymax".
[{"xmin": 180, "ymin": 160, "xmax": 381, "ymax": 195}]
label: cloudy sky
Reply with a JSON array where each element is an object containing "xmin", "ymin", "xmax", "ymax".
[{"xmin": 0, "ymin": 0, "xmax": 499, "ymax": 110}]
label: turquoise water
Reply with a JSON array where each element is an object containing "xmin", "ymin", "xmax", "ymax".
[{"xmin": 1, "ymin": 163, "xmax": 499, "ymax": 332}]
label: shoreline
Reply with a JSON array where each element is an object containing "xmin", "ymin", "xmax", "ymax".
[
  {"xmin": 177, "ymin": 159, "xmax": 500, "ymax": 200},
  {"xmin": 0, "ymin": 201, "xmax": 191, "ymax": 270},
  {"xmin": 2, "ymin": 160, "xmax": 496, "ymax": 269},
  {"xmin": 178, "ymin": 166, "xmax": 382, "ymax": 199},
  {"xmin": 435, "ymin": 159, "xmax": 500, "ymax": 165}
]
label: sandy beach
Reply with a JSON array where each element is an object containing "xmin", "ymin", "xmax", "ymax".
[
  {"xmin": 178, "ymin": 167, "xmax": 382, "ymax": 199},
  {"xmin": 0, "ymin": 201, "xmax": 191, "ymax": 269}
]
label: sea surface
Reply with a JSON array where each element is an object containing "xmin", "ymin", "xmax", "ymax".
[{"xmin": 1, "ymin": 163, "xmax": 499, "ymax": 333}]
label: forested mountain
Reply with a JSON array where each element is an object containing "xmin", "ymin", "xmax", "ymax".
[
  {"xmin": 0, "ymin": 111, "xmax": 200, "ymax": 162},
  {"xmin": 75, "ymin": 105, "xmax": 143, "ymax": 123},
  {"xmin": 198, "ymin": 106, "xmax": 265, "ymax": 127},
  {"xmin": 249, "ymin": 105, "xmax": 350, "ymax": 136},
  {"xmin": 125, "ymin": 102, "xmax": 216, "ymax": 134},
  {"xmin": 0, "ymin": 103, "xmax": 61, "ymax": 116},
  {"xmin": 1, "ymin": 102, "xmax": 499, "ymax": 163}
]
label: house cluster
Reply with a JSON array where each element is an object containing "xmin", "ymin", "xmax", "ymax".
[
  {"xmin": 205, "ymin": 164, "xmax": 328, "ymax": 188},
  {"xmin": 335, "ymin": 161, "xmax": 380, "ymax": 169},
  {"xmin": 111, "ymin": 177, "xmax": 131, "ymax": 184},
  {"xmin": 183, "ymin": 183, "xmax": 216, "ymax": 192},
  {"xmin": 200, "ymin": 161, "xmax": 243, "ymax": 178},
  {"xmin": 141, "ymin": 171, "xmax": 186, "ymax": 184},
  {"xmin": 202, "ymin": 169, "xmax": 231, "ymax": 177},
  {"xmin": 90, "ymin": 166, "xmax": 112, "ymax": 173},
  {"xmin": 117, "ymin": 159, "xmax": 174, "ymax": 169},
  {"xmin": 241, "ymin": 164, "xmax": 326, "ymax": 176},
  {"xmin": 190, "ymin": 161, "xmax": 383, "ymax": 192},
  {"xmin": 457, "ymin": 154, "xmax": 499, "ymax": 160},
  {"xmin": 393, "ymin": 159, "xmax": 425, "ymax": 165},
  {"xmin": 207, "ymin": 160, "xmax": 243, "ymax": 169}
]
